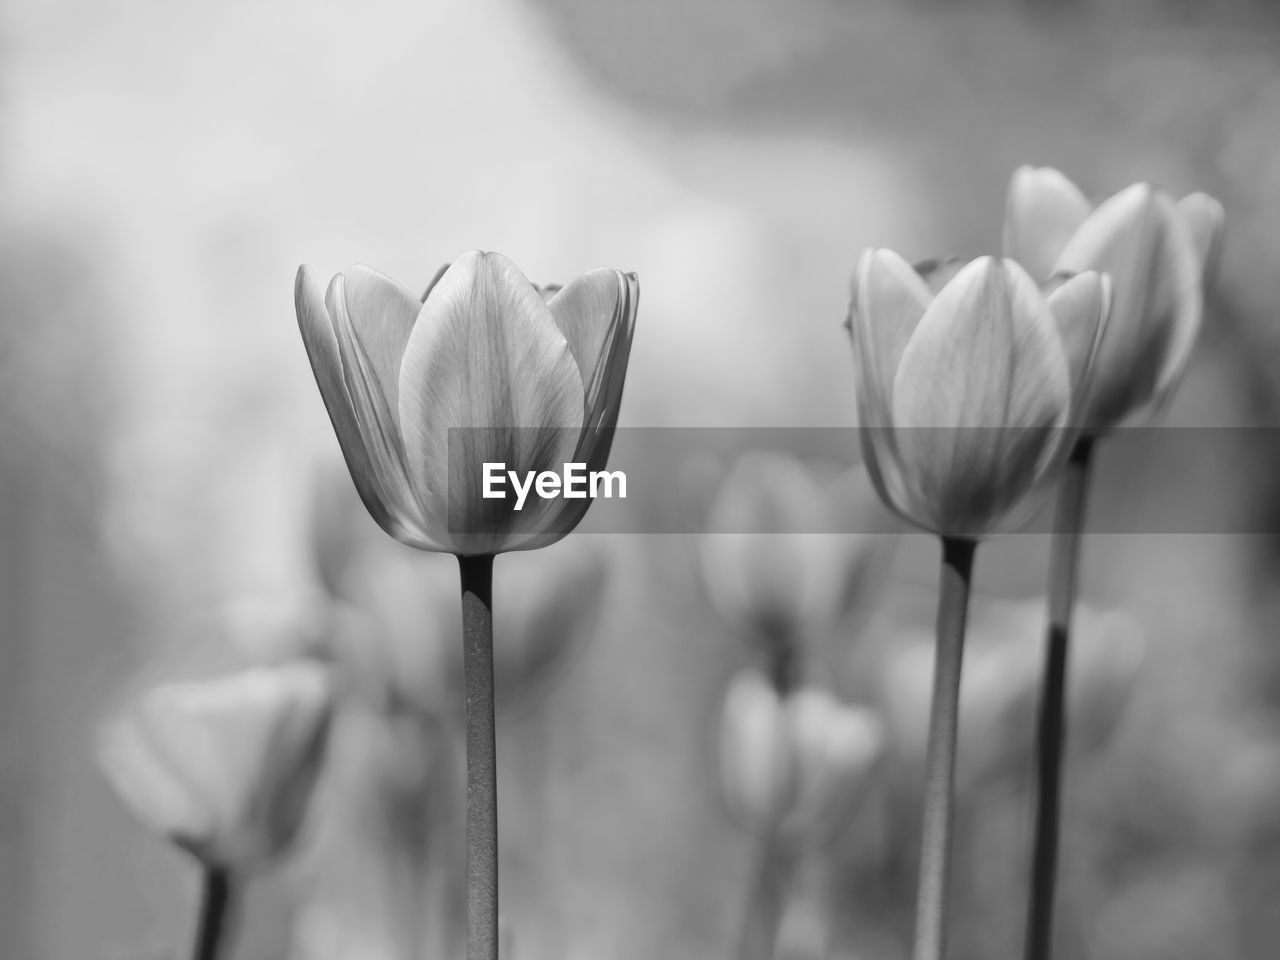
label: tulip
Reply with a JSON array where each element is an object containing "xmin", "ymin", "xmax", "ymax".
[
  {"xmin": 719, "ymin": 671, "xmax": 884, "ymax": 960},
  {"xmin": 719, "ymin": 669, "xmax": 796, "ymax": 836},
  {"xmin": 296, "ymin": 250, "xmax": 637, "ymax": 960},
  {"xmin": 295, "ymin": 250, "xmax": 638, "ymax": 557},
  {"xmin": 1004, "ymin": 166, "xmax": 1224, "ymax": 432},
  {"xmin": 696, "ymin": 451, "xmax": 895, "ymax": 671},
  {"xmin": 1004, "ymin": 168, "xmax": 1222, "ymax": 960},
  {"xmin": 845, "ymin": 249, "xmax": 1109, "ymax": 960},
  {"xmin": 99, "ymin": 661, "xmax": 334, "ymax": 869},
  {"xmin": 783, "ymin": 687, "xmax": 884, "ymax": 845},
  {"xmin": 846, "ymin": 250, "xmax": 1110, "ymax": 541}
]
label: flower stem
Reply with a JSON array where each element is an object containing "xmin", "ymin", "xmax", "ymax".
[
  {"xmin": 911, "ymin": 536, "xmax": 976, "ymax": 960},
  {"xmin": 459, "ymin": 553, "xmax": 499, "ymax": 960},
  {"xmin": 736, "ymin": 826, "xmax": 792, "ymax": 960},
  {"xmin": 1024, "ymin": 438, "xmax": 1095, "ymax": 960},
  {"xmin": 191, "ymin": 866, "xmax": 234, "ymax": 960}
]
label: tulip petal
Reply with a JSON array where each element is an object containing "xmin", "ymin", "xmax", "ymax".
[
  {"xmin": 421, "ymin": 262, "xmax": 452, "ymax": 303},
  {"xmin": 339, "ymin": 266, "xmax": 422, "ymax": 423},
  {"xmin": 397, "ymin": 251, "xmax": 585, "ymax": 553},
  {"xmin": 326, "ymin": 273, "xmax": 434, "ymax": 545},
  {"xmin": 1055, "ymin": 186, "xmax": 1201, "ymax": 427},
  {"xmin": 1003, "ymin": 166, "xmax": 1093, "ymax": 284},
  {"xmin": 546, "ymin": 268, "xmax": 624, "ymax": 416},
  {"xmin": 892, "ymin": 258, "xmax": 1071, "ymax": 536},
  {"xmin": 847, "ymin": 249, "xmax": 931, "ymax": 518},
  {"xmin": 1150, "ymin": 202, "xmax": 1214, "ymax": 412},
  {"xmin": 1175, "ymin": 192, "xmax": 1225, "ymax": 284},
  {"xmin": 1045, "ymin": 270, "xmax": 1110, "ymax": 416},
  {"xmin": 528, "ymin": 271, "xmax": 638, "ymax": 549},
  {"xmin": 295, "ymin": 266, "xmax": 410, "ymax": 542}
]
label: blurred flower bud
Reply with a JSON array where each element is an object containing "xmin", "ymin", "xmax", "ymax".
[
  {"xmin": 1004, "ymin": 166, "xmax": 1224, "ymax": 432},
  {"xmin": 696, "ymin": 451, "xmax": 895, "ymax": 652},
  {"xmin": 720, "ymin": 671, "xmax": 885, "ymax": 844},
  {"xmin": 99, "ymin": 661, "xmax": 335, "ymax": 869},
  {"xmin": 783, "ymin": 688, "xmax": 885, "ymax": 844},
  {"xmin": 332, "ymin": 541, "xmax": 609, "ymax": 716},
  {"xmin": 881, "ymin": 599, "xmax": 1144, "ymax": 791},
  {"xmin": 720, "ymin": 669, "xmax": 795, "ymax": 834},
  {"xmin": 846, "ymin": 250, "xmax": 1108, "ymax": 538},
  {"xmin": 295, "ymin": 252, "xmax": 638, "ymax": 555}
]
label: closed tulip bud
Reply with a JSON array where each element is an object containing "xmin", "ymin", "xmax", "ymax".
[
  {"xmin": 295, "ymin": 251, "xmax": 638, "ymax": 556},
  {"xmin": 719, "ymin": 669, "xmax": 795, "ymax": 834},
  {"xmin": 99, "ymin": 661, "xmax": 335, "ymax": 869},
  {"xmin": 783, "ymin": 688, "xmax": 884, "ymax": 844},
  {"xmin": 1004, "ymin": 166, "xmax": 1224, "ymax": 432},
  {"xmin": 846, "ymin": 250, "xmax": 1109, "ymax": 539},
  {"xmin": 697, "ymin": 451, "xmax": 893, "ymax": 650}
]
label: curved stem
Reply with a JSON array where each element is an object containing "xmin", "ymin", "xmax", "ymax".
[
  {"xmin": 911, "ymin": 536, "xmax": 976, "ymax": 960},
  {"xmin": 1024, "ymin": 438, "xmax": 1095, "ymax": 960},
  {"xmin": 459, "ymin": 553, "xmax": 499, "ymax": 960},
  {"xmin": 191, "ymin": 866, "xmax": 234, "ymax": 960}
]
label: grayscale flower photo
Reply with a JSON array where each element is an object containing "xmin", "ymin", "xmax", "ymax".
[{"xmin": 2, "ymin": 1, "xmax": 1277, "ymax": 959}]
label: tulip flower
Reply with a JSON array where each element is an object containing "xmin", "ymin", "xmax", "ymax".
[
  {"xmin": 295, "ymin": 250, "xmax": 638, "ymax": 557},
  {"xmin": 847, "ymin": 250, "xmax": 1109, "ymax": 541},
  {"xmin": 719, "ymin": 670, "xmax": 885, "ymax": 960},
  {"xmin": 100, "ymin": 661, "xmax": 334, "ymax": 960},
  {"xmin": 1004, "ymin": 166, "xmax": 1223, "ymax": 433},
  {"xmin": 296, "ymin": 250, "xmax": 636, "ymax": 960},
  {"xmin": 695, "ymin": 451, "xmax": 895, "ymax": 676},
  {"xmin": 720, "ymin": 669, "xmax": 796, "ymax": 836},
  {"xmin": 1003, "ymin": 168, "xmax": 1222, "ymax": 960},
  {"xmin": 845, "ymin": 249, "xmax": 1109, "ymax": 960}
]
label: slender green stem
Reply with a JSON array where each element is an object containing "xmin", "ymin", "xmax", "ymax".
[
  {"xmin": 911, "ymin": 536, "xmax": 976, "ymax": 960},
  {"xmin": 736, "ymin": 639, "xmax": 796, "ymax": 960},
  {"xmin": 459, "ymin": 553, "xmax": 499, "ymax": 960},
  {"xmin": 191, "ymin": 866, "xmax": 233, "ymax": 960},
  {"xmin": 736, "ymin": 826, "xmax": 792, "ymax": 960},
  {"xmin": 1024, "ymin": 438, "xmax": 1095, "ymax": 960}
]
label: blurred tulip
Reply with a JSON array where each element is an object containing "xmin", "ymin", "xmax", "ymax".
[
  {"xmin": 719, "ymin": 669, "xmax": 885, "ymax": 844},
  {"xmin": 327, "ymin": 541, "xmax": 608, "ymax": 716},
  {"xmin": 295, "ymin": 251, "xmax": 638, "ymax": 555},
  {"xmin": 1004, "ymin": 166, "xmax": 1224, "ymax": 431},
  {"xmin": 880, "ymin": 600, "xmax": 1144, "ymax": 791},
  {"xmin": 720, "ymin": 669, "xmax": 795, "ymax": 834},
  {"xmin": 696, "ymin": 451, "xmax": 895, "ymax": 655},
  {"xmin": 99, "ymin": 661, "xmax": 335, "ymax": 869},
  {"xmin": 846, "ymin": 250, "xmax": 1109, "ymax": 539},
  {"xmin": 783, "ymin": 687, "xmax": 885, "ymax": 844}
]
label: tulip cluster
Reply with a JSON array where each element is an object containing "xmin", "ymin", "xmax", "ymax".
[
  {"xmin": 843, "ymin": 166, "xmax": 1221, "ymax": 960},
  {"xmin": 93, "ymin": 156, "xmax": 1226, "ymax": 960},
  {"xmin": 719, "ymin": 669, "xmax": 884, "ymax": 845},
  {"xmin": 695, "ymin": 451, "xmax": 895, "ymax": 681}
]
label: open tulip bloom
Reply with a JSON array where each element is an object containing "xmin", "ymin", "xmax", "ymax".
[
  {"xmin": 1004, "ymin": 167, "xmax": 1224, "ymax": 960},
  {"xmin": 295, "ymin": 250, "xmax": 638, "ymax": 557},
  {"xmin": 847, "ymin": 250, "xmax": 1110, "ymax": 541},
  {"xmin": 296, "ymin": 250, "xmax": 637, "ymax": 960},
  {"xmin": 845, "ymin": 250, "xmax": 1109, "ymax": 960}
]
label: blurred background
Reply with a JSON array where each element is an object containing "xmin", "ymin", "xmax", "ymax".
[{"xmin": 3, "ymin": 0, "xmax": 1280, "ymax": 958}]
